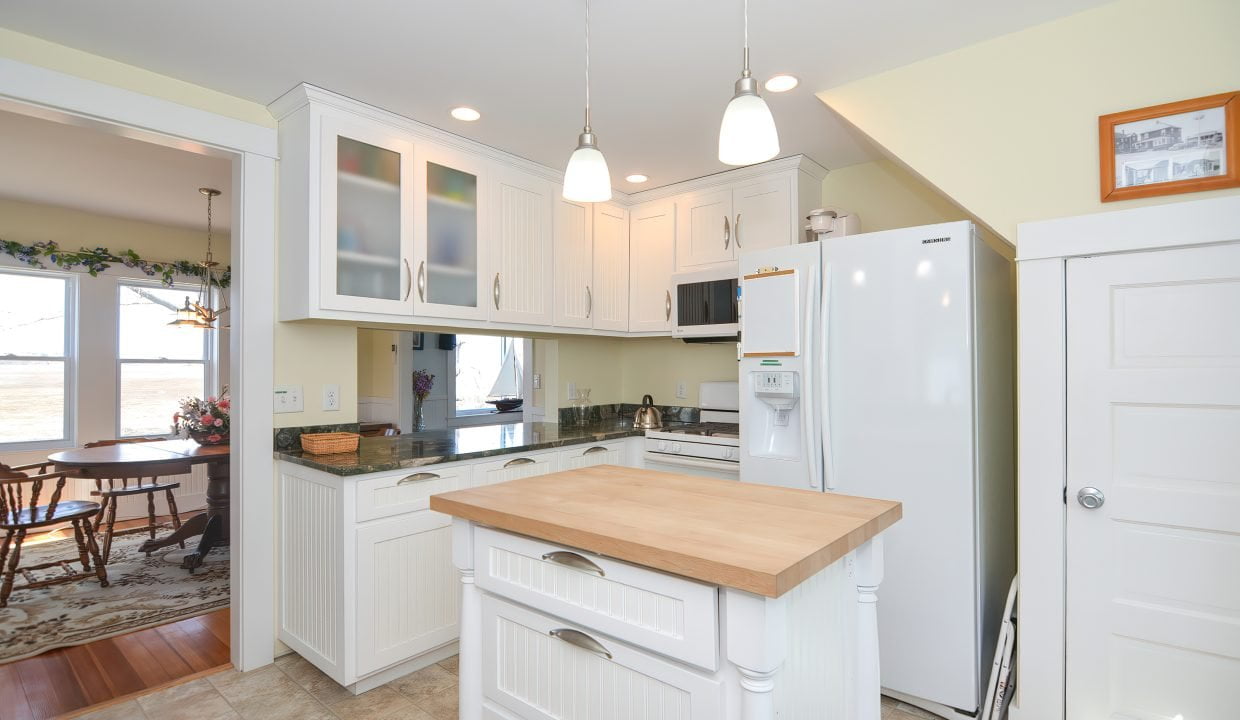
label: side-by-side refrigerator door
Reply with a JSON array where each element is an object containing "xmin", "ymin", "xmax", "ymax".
[{"xmin": 737, "ymin": 242, "xmax": 822, "ymax": 490}]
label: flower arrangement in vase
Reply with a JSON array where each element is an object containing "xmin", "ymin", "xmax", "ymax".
[
  {"xmin": 175, "ymin": 388, "xmax": 231, "ymax": 445},
  {"xmin": 412, "ymin": 370, "xmax": 434, "ymax": 432}
]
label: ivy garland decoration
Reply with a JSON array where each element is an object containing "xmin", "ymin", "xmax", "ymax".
[{"xmin": 0, "ymin": 238, "xmax": 231, "ymax": 288}]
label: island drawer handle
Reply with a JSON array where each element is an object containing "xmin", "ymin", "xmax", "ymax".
[
  {"xmin": 583, "ymin": 446, "xmax": 608, "ymax": 455},
  {"xmin": 397, "ymin": 472, "xmax": 440, "ymax": 485},
  {"xmin": 541, "ymin": 551, "xmax": 605, "ymax": 577},
  {"xmin": 503, "ymin": 457, "xmax": 536, "ymax": 468},
  {"xmin": 549, "ymin": 628, "xmax": 613, "ymax": 660}
]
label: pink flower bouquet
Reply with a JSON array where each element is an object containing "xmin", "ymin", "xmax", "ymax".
[{"xmin": 175, "ymin": 388, "xmax": 231, "ymax": 445}]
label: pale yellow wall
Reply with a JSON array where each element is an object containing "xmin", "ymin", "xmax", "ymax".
[
  {"xmin": 273, "ymin": 323, "xmax": 358, "ymax": 428},
  {"xmin": 818, "ymin": 0, "xmax": 1240, "ymax": 241},
  {"xmin": 554, "ymin": 336, "xmax": 626, "ymax": 405},
  {"xmin": 357, "ymin": 328, "xmax": 397, "ymax": 399},
  {"xmin": 823, "ymin": 160, "xmax": 968, "ymax": 234}
]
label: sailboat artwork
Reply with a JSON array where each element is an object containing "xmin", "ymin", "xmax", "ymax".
[{"xmin": 486, "ymin": 342, "xmax": 524, "ymax": 412}]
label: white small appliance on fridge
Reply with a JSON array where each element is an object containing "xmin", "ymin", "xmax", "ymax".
[{"xmin": 738, "ymin": 220, "xmax": 1014, "ymax": 719}]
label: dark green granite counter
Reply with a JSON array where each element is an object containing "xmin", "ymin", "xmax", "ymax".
[{"xmin": 274, "ymin": 421, "xmax": 651, "ymax": 476}]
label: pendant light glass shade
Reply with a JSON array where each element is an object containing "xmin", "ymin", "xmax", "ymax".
[
  {"xmin": 718, "ymin": 0, "xmax": 779, "ymax": 166},
  {"xmin": 562, "ymin": 0, "xmax": 612, "ymax": 202}
]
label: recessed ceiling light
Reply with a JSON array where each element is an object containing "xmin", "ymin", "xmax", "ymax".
[
  {"xmin": 625, "ymin": 174, "xmax": 649, "ymax": 184},
  {"xmin": 764, "ymin": 74, "xmax": 800, "ymax": 93},
  {"xmin": 450, "ymin": 106, "xmax": 481, "ymax": 122}
]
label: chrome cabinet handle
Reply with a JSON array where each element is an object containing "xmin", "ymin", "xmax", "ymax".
[
  {"xmin": 541, "ymin": 550, "xmax": 606, "ymax": 577},
  {"xmin": 1077, "ymin": 487, "xmax": 1105, "ymax": 509},
  {"xmin": 402, "ymin": 258, "xmax": 412, "ymax": 301},
  {"xmin": 503, "ymin": 457, "xmax": 536, "ymax": 468},
  {"xmin": 493, "ymin": 273, "xmax": 501, "ymax": 310},
  {"xmin": 586, "ymin": 285, "xmax": 593, "ymax": 318},
  {"xmin": 723, "ymin": 215, "xmax": 731, "ymax": 250},
  {"xmin": 583, "ymin": 446, "xmax": 608, "ymax": 455},
  {"xmin": 416, "ymin": 260, "xmax": 426, "ymax": 302},
  {"xmin": 665, "ymin": 289, "xmax": 672, "ymax": 321},
  {"xmin": 397, "ymin": 472, "xmax": 440, "ymax": 485},
  {"xmin": 549, "ymin": 628, "xmax": 612, "ymax": 659},
  {"xmin": 734, "ymin": 213, "xmax": 742, "ymax": 248}
]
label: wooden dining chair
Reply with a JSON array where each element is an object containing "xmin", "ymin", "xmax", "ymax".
[
  {"xmin": 82, "ymin": 438, "xmax": 185, "ymax": 564},
  {"xmin": 0, "ymin": 464, "xmax": 109, "ymax": 608}
]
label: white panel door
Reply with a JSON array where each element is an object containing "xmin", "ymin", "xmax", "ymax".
[
  {"xmin": 592, "ymin": 202, "xmax": 630, "ymax": 331},
  {"xmin": 553, "ymin": 195, "xmax": 593, "ymax": 329},
  {"xmin": 675, "ymin": 189, "xmax": 734, "ymax": 270},
  {"xmin": 732, "ymin": 176, "xmax": 792, "ymax": 254},
  {"xmin": 355, "ymin": 510, "xmax": 459, "ymax": 676},
  {"xmin": 490, "ymin": 167, "xmax": 554, "ymax": 325},
  {"xmin": 1066, "ymin": 243, "xmax": 1240, "ymax": 720},
  {"xmin": 629, "ymin": 200, "xmax": 675, "ymax": 333}
]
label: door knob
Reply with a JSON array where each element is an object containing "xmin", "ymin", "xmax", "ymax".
[{"xmin": 1077, "ymin": 487, "xmax": 1105, "ymax": 509}]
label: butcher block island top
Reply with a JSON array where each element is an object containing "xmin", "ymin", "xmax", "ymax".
[{"xmin": 429, "ymin": 464, "xmax": 902, "ymax": 597}]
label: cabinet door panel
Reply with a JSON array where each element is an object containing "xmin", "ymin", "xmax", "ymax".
[
  {"xmin": 732, "ymin": 176, "xmax": 793, "ymax": 253},
  {"xmin": 557, "ymin": 442, "xmax": 624, "ymax": 470},
  {"xmin": 320, "ymin": 115, "xmax": 415, "ymax": 315},
  {"xmin": 629, "ymin": 201, "xmax": 676, "ymax": 332},
  {"xmin": 675, "ymin": 189, "xmax": 733, "ymax": 270},
  {"xmin": 356, "ymin": 512, "xmax": 459, "ymax": 676},
  {"xmin": 472, "ymin": 451, "xmax": 558, "ymax": 487},
  {"xmin": 592, "ymin": 203, "xmax": 630, "ymax": 331},
  {"xmin": 414, "ymin": 145, "xmax": 489, "ymax": 321},
  {"xmin": 553, "ymin": 196, "xmax": 593, "ymax": 329},
  {"xmin": 491, "ymin": 168, "xmax": 555, "ymax": 325}
]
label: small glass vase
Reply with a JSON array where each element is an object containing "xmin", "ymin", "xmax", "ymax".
[{"xmin": 414, "ymin": 397, "xmax": 426, "ymax": 432}]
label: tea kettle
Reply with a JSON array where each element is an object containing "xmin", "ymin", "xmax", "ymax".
[{"xmin": 633, "ymin": 394, "xmax": 663, "ymax": 429}]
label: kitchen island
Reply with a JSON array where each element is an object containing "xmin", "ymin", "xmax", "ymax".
[{"xmin": 430, "ymin": 465, "xmax": 902, "ymax": 720}]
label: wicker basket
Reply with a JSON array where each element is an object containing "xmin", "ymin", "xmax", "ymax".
[{"xmin": 299, "ymin": 432, "xmax": 360, "ymax": 455}]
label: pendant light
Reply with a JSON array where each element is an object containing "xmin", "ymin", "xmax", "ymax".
[
  {"xmin": 562, "ymin": 0, "xmax": 612, "ymax": 202},
  {"xmin": 718, "ymin": 0, "xmax": 779, "ymax": 166},
  {"xmin": 169, "ymin": 188, "xmax": 228, "ymax": 329}
]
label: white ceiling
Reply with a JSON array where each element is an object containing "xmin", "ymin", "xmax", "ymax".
[
  {"xmin": 1, "ymin": 0, "xmax": 1109, "ymax": 190},
  {"xmin": 0, "ymin": 109, "xmax": 232, "ymax": 230}
]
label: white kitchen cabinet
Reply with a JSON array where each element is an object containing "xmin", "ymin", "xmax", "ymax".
[
  {"xmin": 356, "ymin": 511, "xmax": 458, "ymax": 676},
  {"xmin": 556, "ymin": 441, "xmax": 625, "ymax": 469},
  {"xmin": 471, "ymin": 450, "xmax": 558, "ymax": 487},
  {"xmin": 414, "ymin": 143, "xmax": 490, "ymax": 321},
  {"xmin": 552, "ymin": 196, "xmax": 593, "ymax": 329},
  {"xmin": 731, "ymin": 176, "xmax": 792, "ymax": 255},
  {"xmin": 628, "ymin": 200, "xmax": 676, "ymax": 333},
  {"xmin": 591, "ymin": 202, "xmax": 630, "ymax": 331},
  {"xmin": 490, "ymin": 167, "xmax": 555, "ymax": 326},
  {"xmin": 676, "ymin": 189, "xmax": 734, "ymax": 270}
]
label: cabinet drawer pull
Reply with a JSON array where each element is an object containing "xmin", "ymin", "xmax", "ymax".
[
  {"xmin": 503, "ymin": 457, "xmax": 536, "ymax": 468},
  {"xmin": 541, "ymin": 550, "xmax": 605, "ymax": 577},
  {"xmin": 493, "ymin": 272, "xmax": 501, "ymax": 310},
  {"xmin": 583, "ymin": 446, "xmax": 608, "ymax": 455},
  {"xmin": 723, "ymin": 215, "xmax": 731, "ymax": 250},
  {"xmin": 397, "ymin": 472, "xmax": 440, "ymax": 485},
  {"xmin": 416, "ymin": 260, "xmax": 426, "ymax": 302},
  {"xmin": 402, "ymin": 258, "xmax": 412, "ymax": 301},
  {"xmin": 734, "ymin": 213, "xmax": 742, "ymax": 248},
  {"xmin": 549, "ymin": 628, "xmax": 612, "ymax": 659},
  {"xmin": 665, "ymin": 289, "xmax": 672, "ymax": 322}
]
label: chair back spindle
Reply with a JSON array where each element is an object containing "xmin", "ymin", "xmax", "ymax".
[{"xmin": 0, "ymin": 472, "xmax": 69, "ymax": 525}]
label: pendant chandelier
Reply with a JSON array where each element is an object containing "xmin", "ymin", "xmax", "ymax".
[
  {"xmin": 562, "ymin": 0, "xmax": 612, "ymax": 202},
  {"xmin": 718, "ymin": 0, "xmax": 779, "ymax": 166},
  {"xmin": 170, "ymin": 187, "xmax": 228, "ymax": 329}
]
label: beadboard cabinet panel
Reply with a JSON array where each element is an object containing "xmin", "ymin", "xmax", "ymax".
[
  {"xmin": 490, "ymin": 168, "xmax": 555, "ymax": 326},
  {"xmin": 629, "ymin": 200, "xmax": 676, "ymax": 333},
  {"xmin": 675, "ymin": 189, "xmax": 734, "ymax": 270},
  {"xmin": 553, "ymin": 196, "xmax": 594, "ymax": 329},
  {"xmin": 592, "ymin": 202, "xmax": 630, "ymax": 332}
]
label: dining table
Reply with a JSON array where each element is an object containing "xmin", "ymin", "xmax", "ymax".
[{"xmin": 48, "ymin": 439, "xmax": 230, "ymax": 572}]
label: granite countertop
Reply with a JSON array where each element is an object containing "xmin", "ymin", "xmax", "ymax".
[{"xmin": 275, "ymin": 420, "xmax": 654, "ymax": 476}]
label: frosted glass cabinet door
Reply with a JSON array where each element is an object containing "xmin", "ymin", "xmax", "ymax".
[
  {"xmin": 319, "ymin": 115, "xmax": 415, "ymax": 315},
  {"xmin": 414, "ymin": 145, "xmax": 489, "ymax": 321}
]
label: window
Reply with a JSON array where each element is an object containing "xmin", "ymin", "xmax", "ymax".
[
  {"xmin": 117, "ymin": 283, "xmax": 209, "ymax": 437},
  {"xmin": 0, "ymin": 270, "xmax": 73, "ymax": 447},
  {"xmin": 454, "ymin": 334, "xmax": 523, "ymax": 416}
]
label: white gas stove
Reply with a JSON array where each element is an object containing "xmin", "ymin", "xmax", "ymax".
[{"xmin": 643, "ymin": 382, "xmax": 740, "ymax": 478}]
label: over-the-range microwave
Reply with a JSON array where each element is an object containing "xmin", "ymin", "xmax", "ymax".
[{"xmin": 671, "ymin": 266, "xmax": 739, "ymax": 341}]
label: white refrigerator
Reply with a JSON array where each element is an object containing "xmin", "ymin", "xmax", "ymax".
[{"xmin": 738, "ymin": 220, "xmax": 1015, "ymax": 717}]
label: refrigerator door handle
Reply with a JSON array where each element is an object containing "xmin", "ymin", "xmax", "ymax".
[
  {"xmin": 820, "ymin": 266, "xmax": 836, "ymax": 490},
  {"xmin": 802, "ymin": 262, "xmax": 822, "ymax": 491}
]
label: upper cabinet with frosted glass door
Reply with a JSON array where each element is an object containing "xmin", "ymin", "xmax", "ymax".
[{"xmin": 412, "ymin": 144, "xmax": 489, "ymax": 321}]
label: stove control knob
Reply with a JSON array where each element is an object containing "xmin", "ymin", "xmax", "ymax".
[
  {"xmin": 724, "ymin": 448, "xmax": 734, "ymax": 460},
  {"xmin": 672, "ymin": 442, "xmax": 683, "ymax": 453},
  {"xmin": 656, "ymin": 440, "xmax": 668, "ymax": 452}
]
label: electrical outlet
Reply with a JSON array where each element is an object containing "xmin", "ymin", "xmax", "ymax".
[
  {"xmin": 274, "ymin": 385, "xmax": 303, "ymax": 413},
  {"xmin": 567, "ymin": 381, "xmax": 577, "ymax": 400},
  {"xmin": 676, "ymin": 380, "xmax": 688, "ymax": 399},
  {"xmin": 322, "ymin": 384, "xmax": 341, "ymax": 411},
  {"xmin": 532, "ymin": 373, "xmax": 542, "ymax": 390}
]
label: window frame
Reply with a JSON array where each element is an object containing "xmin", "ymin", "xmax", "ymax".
[
  {"xmin": 114, "ymin": 278, "xmax": 217, "ymax": 439},
  {"xmin": 446, "ymin": 334, "xmax": 529, "ymax": 424},
  {"xmin": 0, "ymin": 267, "xmax": 77, "ymax": 452}
]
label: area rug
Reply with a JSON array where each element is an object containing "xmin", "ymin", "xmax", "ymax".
[{"xmin": 0, "ymin": 531, "xmax": 229, "ymax": 663}]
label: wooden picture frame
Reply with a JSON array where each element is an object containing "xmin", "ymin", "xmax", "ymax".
[{"xmin": 1100, "ymin": 91, "xmax": 1239, "ymax": 202}]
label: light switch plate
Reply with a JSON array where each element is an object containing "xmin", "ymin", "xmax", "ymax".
[
  {"xmin": 676, "ymin": 380, "xmax": 688, "ymax": 399},
  {"xmin": 532, "ymin": 373, "xmax": 542, "ymax": 390},
  {"xmin": 322, "ymin": 384, "xmax": 341, "ymax": 412},
  {"xmin": 274, "ymin": 385, "xmax": 303, "ymax": 414},
  {"xmin": 567, "ymin": 381, "xmax": 577, "ymax": 400}
]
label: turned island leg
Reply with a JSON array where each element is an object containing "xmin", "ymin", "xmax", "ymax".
[
  {"xmin": 855, "ymin": 536, "xmax": 885, "ymax": 720},
  {"xmin": 724, "ymin": 588, "xmax": 788, "ymax": 720},
  {"xmin": 452, "ymin": 518, "xmax": 482, "ymax": 720}
]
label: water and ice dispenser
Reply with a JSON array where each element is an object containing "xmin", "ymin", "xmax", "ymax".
[{"xmin": 747, "ymin": 369, "xmax": 801, "ymax": 459}]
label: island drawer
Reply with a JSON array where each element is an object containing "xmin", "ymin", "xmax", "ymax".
[
  {"xmin": 474, "ymin": 526, "xmax": 719, "ymax": 671},
  {"xmin": 355, "ymin": 465, "xmax": 468, "ymax": 522},
  {"xmin": 481, "ymin": 594, "xmax": 724, "ymax": 720}
]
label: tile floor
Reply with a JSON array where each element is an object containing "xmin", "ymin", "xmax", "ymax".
[{"xmin": 73, "ymin": 652, "xmax": 942, "ymax": 720}]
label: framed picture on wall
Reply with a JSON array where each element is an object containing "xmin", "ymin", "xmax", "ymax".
[
  {"xmin": 1100, "ymin": 91, "xmax": 1239, "ymax": 202},
  {"xmin": 412, "ymin": 332, "xmax": 425, "ymax": 351}
]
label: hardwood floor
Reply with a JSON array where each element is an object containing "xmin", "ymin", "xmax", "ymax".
[{"xmin": 0, "ymin": 608, "xmax": 230, "ymax": 720}]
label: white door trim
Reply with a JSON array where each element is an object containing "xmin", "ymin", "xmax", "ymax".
[
  {"xmin": 0, "ymin": 57, "xmax": 278, "ymax": 671},
  {"xmin": 1013, "ymin": 193, "xmax": 1240, "ymax": 720}
]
